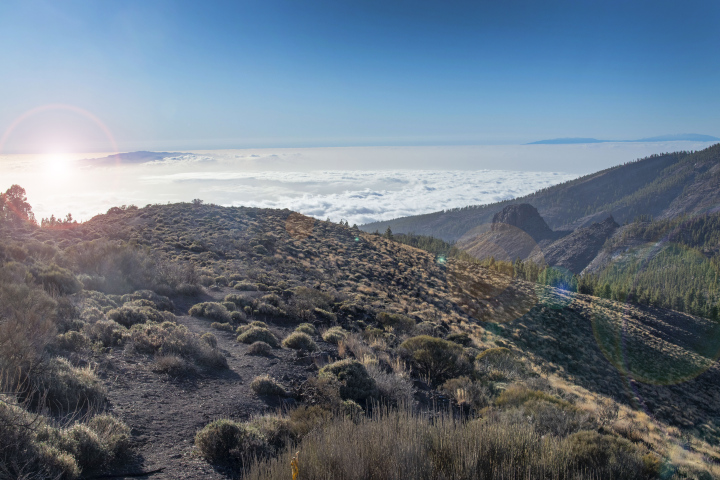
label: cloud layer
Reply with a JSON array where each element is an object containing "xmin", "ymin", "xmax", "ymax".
[{"xmin": 8, "ymin": 141, "xmax": 711, "ymax": 224}]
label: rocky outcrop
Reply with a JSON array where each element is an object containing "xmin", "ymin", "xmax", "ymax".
[
  {"xmin": 491, "ymin": 204, "xmax": 555, "ymax": 241},
  {"xmin": 457, "ymin": 204, "xmax": 564, "ymax": 262},
  {"xmin": 530, "ymin": 216, "xmax": 619, "ymax": 274}
]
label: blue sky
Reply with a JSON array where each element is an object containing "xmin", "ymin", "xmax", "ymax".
[{"xmin": 1, "ymin": 0, "xmax": 719, "ymax": 152}]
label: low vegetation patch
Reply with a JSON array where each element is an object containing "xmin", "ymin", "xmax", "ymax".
[
  {"xmin": 281, "ymin": 331, "xmax": 318, "ymax": 351},
  {"xmin": 237, "ymin": 326, "xmax": 279, "ymax": 348},
  {"xmin": 251, "ymin": 375, "xmax": 286, "ymax": 396}
]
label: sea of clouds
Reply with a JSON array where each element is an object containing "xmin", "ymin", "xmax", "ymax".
[
  {"xmin": 140, "ymin": 168, "xmax": 577, "ymax": 225},
  {"xmin": 1, "ymin": 142, "xmax": 715, "ymax": 224}
]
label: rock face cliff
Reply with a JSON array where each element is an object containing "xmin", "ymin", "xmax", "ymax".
[
  {"xmin": 490, "ymin": 204, "xmax": 555, "ymax": 241},
  {"xmin": 529, "ymin": 216, "xmax": 619, "ymax": 274},
  {"xmin": 457, "ymin": 204, "xmax": 562, "ymax": 262}
]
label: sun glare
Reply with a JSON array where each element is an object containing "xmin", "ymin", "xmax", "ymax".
[{"xmin": 44, "ymin": 153, "xmax": 72, "ymax": 178}]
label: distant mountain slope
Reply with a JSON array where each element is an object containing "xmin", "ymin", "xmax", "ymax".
[
  {"xmin": 361, "ymin": 143, "xmax": 720, "ymax": 242},
  {"xmin": 528, "ymin": 134, "xmax": 720, "ymax": 144}
]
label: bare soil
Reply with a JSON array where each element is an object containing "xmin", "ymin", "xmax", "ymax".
[{"xmin": 96, "ymin": 290, "xmax": 321, "ymax": 479}]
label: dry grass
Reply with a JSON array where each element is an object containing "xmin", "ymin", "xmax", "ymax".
[{"xmin": 243, "ymin": 406, "xmax": 656, "ymax": 480}]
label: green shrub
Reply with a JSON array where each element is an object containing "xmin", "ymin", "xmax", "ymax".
[
  {"xmin": 322, "ymin": 326, "xmax": 347, "ymax": 344},
  {"xmin": 399, "ymin": 335, "xmax": 466, "ymax": 385},
  {"xmin": 120, "ymin": 290, "xmax": 174, "ymax": 311},
  {"xmin": 251, "ymin": 375, "xmax": 286, "ymax": 396},
  {"xmin": 189, "ymin": 302, "xmax": 231, "ymax": 323},
  {"xmin": 441, "ymin": 377, "xmax": 488, "ymax": 410},
  {"xmin": 247, "ymin": 341, "xmax": 273, "ymax": 356},
  {"xmin": 30, "ymin": 358, "xmax": 106, "ymax": 414},
  {"xmin": 413, "ymin": 322, "xmax": 438, "ymax": 336},
  {"xmin": 107, "ymin": 306, "xmax": 150, "ymax": 327},
  {"xmin": 55, "ymin": 331, "xmax": 90, "ymax": 352},
  {"xmin": 201, "ymin": 332, "xmax": 218, "ymax": 348},
  {"xmin": 295, "ymin": 323, "xmax": 317, "ymax": 335},
  {"xmin": 214, "ymin": 276, "xmax": 229, "ymax": 286},
  {"xmin": 129, "ymin": 321, "xmax": 228, "ymax": 370},
  {"xmin": 62, "ymin": 424, "xmax": 106, "ymax": 471},
  {"xmin": 211, "ymin": 321, "xmax": 235, "ymax": 332},
  {"xmin": 83, "ymin": 319, "xmax": 127, "ymax": 347},
  {"xmin": 36, "ymin": 265, "xmax": 83, "ymax": 295},
  {"xmin": 475, "ymin": 347, "xmax": 525, "ymax": 380},
  {"xmin": 250, "ymin": 415, "xmax": 294, "ymax": 451},
  {"xmin": 222, "ymin": 301, "xmax": 236, "ymax": 311},
  {"xmin": 225, "ymin": 293, "xmax": 254, "ymax": 308},
  {"xmin": 445, "ymin": 332, "xmax": 472, "ymax": 346},
  {"xmin": 314, "ymin": 308, "xmax": 337, "ymax": 322},
  {"xmin": 377, "ymin": 312, "xmax": 415, "ymax": 332},
  {"xmin": 319, "ymin": 359, "xmax": 377, "ymax": 404},
  {"xmin": 566, "ymin": 430, "xmax": 647, "ymax": 479},
  {"xmin": 234, "ymin": 281, "xmax": 258, "ymax": 291},
  {"xmin": 195, "ymin": 419, "xmax": 269, "ymax": 463},
  {"xmin": 282, "ymin": 332, "xmax": 318, "ymax": 351},
  {"xmin": 237, "ymin": 327, "xmax": 279, "ymax": 348},
  {"xmin": 86, "ymin": 415, "xmax": 130, "ymax": 459},
  {"xmin": 495, "ymin": 385, "xmax": 570, "ymax": 409},
  {"xmin": 230, "ymin": 310, "xmax": 247, "ymax": 323}
]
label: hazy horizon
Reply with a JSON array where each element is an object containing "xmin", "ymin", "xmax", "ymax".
[{"xmin": 2, "ymin": 141, "xmax": 716, "ymax": 225}]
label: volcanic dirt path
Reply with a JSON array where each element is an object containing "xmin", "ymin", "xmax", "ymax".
[{"xmin": 99, "ymin": 305, "xmax": 314, "ymax": 479}]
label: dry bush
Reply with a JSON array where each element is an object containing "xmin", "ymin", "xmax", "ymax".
[
  {"xmin": 83, "ymin": 319, "xmax": 127, "ymax": 347},
  {"xmin": 282, "ymin": 332, "xmax": 318, "ymax": 351},
  {"xmin": 475, "ymin": 347, "xmax": 527, "ymax": 381},
  {"xmin": 35, "ymin": 264, "xmax": 83, "ymax": 295},
  {"xmin": 64, "ymin": 239, "xmax": 199, "ymax": 295},
  {"xmin": 251, "ymin": 375, "xmax": 286, "ymax": 396},
  {"xmin": 201, "ymin": 332, "xmax": 218, "ymax": 348},
  {"xmin": 376, "ymin": 312, "xmax": 415, "ymax": 333},
  {"xmin": 31, "ymin": 358, "xmax": 106, "ymax": 414},
  {"xmin": 224, "ymin": 293, "xmax": 254, "ymax": 308},
  {"xmin": 189, "ymin": 302, "xmax": 231, "ymax": 323},
  {"xmin": 195, "ymin": 419, "xmax": 269, "ymax": 464},
  {"xmin": 243, "ymin": 406, "xmax": 654, "ymax": 480},
  {"xmin": 106, "ymin": 306, "xmax": 150, "ymax": 327},
  {"xmin": 319, "ymin": 360, "xmax": 378, "ymax": 404},
  {"xmin": 54, "ymin": 330, "xmax": 90, "ymax": 352},
  {"xmin": 399, "ymin": 335, "xmax": 468, "ymax": 385},
  {"xmin": 363, "ymin": 359, "xmax": 414, "ymax": 407},
  {"xmin": 249, "ymin": 414, "xmax": 294, "ymax": 452},
  {"xmin": 295, "ymin": 323, "xmax": 317, "ymax": 335},
  {"xmin": 0, "ymin": 396, "xmax": 130, "ymax": 479},
  {"xmin": 321, "ymin": 326, "xmax": 347, "ymax": 345},
  {"xmin": 0, "ymin": 279, "xmax": 57, "ymax": 382},
  {"xmin": 119, "ymin": 290, "xmax": 174, "ymax": 311},
  {"xmin": 247, "ymin": 341, "xmax": 273, "ymax": 356},
  {"xmin": 237, "ymin": 327, "xmax": 279, "ymax": 348},
  {"xmin": 211, "ymin": 321, "xmax": 235, "ymax": 332},
  {"xmin": 129, "ymin": 321, "xmax": 228, "ymax": 370},
  {"xmin": 441, "ymin": 376, "xmax": 488, "ymax": 410}
]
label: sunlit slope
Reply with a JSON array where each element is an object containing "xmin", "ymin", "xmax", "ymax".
[
  {"xmin": 362, "ymin": 143, "xmax": 720, "ymax": 241},
  {"xmin": 18, "ymin": 203, "xmax": 720, "ymax": 445}
]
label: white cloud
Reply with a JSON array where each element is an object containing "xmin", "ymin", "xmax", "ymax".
[{"xmin": 22, "ymin": 142, "xmax": 717, "ymax": 223}]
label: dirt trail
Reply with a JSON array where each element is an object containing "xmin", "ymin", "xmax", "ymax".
[{"xmin": 100, "ymin": 308, "xmax": 310, "ymax": 479}]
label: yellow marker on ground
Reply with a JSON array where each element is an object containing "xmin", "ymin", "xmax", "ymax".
[{"xmin": 291, "ymin": 451, "xmax": 300, "ymax": 480}]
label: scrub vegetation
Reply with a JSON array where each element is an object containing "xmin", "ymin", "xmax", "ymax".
[{"xmin": 1, "ymin": 180, "xmax": 719, "ymax": 479}]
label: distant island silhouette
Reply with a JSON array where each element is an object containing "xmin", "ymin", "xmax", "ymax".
[{"xmin": 527, "ymin": 133, "xmax": 720, "ymax": 144}]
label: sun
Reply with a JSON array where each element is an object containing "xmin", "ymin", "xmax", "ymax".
[{"xmin": 44, "ymin": 153, "xmax": 72, "ymax": 178}]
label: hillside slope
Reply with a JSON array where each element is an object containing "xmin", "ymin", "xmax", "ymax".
[
  {"xmin": 1, "ymin": 203, "xmax": 719, "ymax": 478},
  {"xmin": 362, "ymin": 143, "xmax": 720, "ymax": 241}
]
